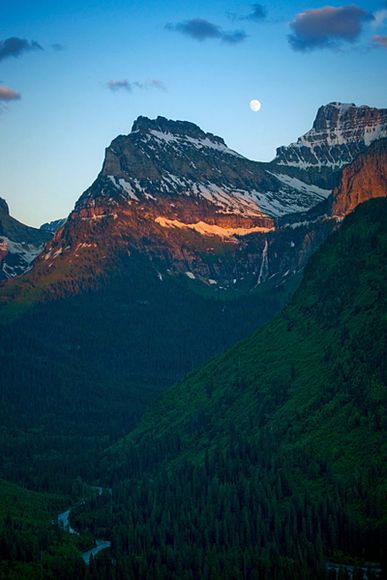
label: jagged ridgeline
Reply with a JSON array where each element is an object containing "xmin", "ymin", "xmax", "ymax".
[
  {"xmin": 274, "ymin": 102, "xmax": 387, "ymax": 187},
  {"xmin": 100, "ymin": 198, "xmax": 387, "ymax": 579},
  {"xmin": 2, "ymin": 103, "xmax": 386, "ymax": 289}
]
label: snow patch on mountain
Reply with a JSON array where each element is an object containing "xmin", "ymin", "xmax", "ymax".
[
  {"xmin": 106, "ymin": 170, "xmax": 327, "ymax": 218},
  {"xmin": 269, "ymin": 173, "xmax": 331, "ymax": 199},
  {"xmin": 146, "ymin": 129, "xmax": 243, "ymax": 157},
  {"xmin": 0, "ymin": 236, "xmax": 44, "ymax": 278}
]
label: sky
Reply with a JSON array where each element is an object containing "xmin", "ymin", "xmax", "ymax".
[{"xmin": 1, "ymin": 0, "xmax": 386, "ymax": 227}]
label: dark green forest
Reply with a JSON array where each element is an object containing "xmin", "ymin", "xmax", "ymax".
[
  {"xmin": 0, "ymin": 199, "xmax": 386, "ymax": 578},
  {"xmin": 0, "ymin": 250, "xmax": 296, "ymax": 493},
  {"xmin": 95, "ymin": 198, "xmax": 386, "ymax": 579}
]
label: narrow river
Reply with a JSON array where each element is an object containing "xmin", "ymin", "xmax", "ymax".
[
  {"xmin": 57, "ymin": 487, "xmax": 111, "ymax": 565},
  {"xmin": 81, "ymin": 540, "xmax": 112, "ymax": 564}
]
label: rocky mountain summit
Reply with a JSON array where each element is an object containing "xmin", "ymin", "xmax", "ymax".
[
  {"xmin": 273, "ymin": 102, "xmax": 387, "ymax": 188},
  {"xmin": 83, "ymin": 114, "xmax": 331, "ymax": 220},
  {"xmin": 31, "ymin": 115, "xmax": 329, "ymax": 294},
  {"xmin": 2, "ymin": 103, "xmax": 386, "ymax": 294}
]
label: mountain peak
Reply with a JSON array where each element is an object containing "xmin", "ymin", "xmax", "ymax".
[
  {"xmin": 131, "ymin": 115, "xmax": 227, "ymax": 146},
  {"xmin": 86, "ymin": 109, "xmax": 334, "ymax": 220},
  {"xmin": 312, "ymin": 102, "xmax": 383, "ymax": 131},
  {"xmin": 321, "ymin": 101, "xmax": 356, "ymax": 110},
  {"xmin": 274, "ymin": 102, "xmax": 387, "ymax": 180}
]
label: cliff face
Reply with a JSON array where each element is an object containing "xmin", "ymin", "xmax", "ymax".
[
  {"xmin": 273, "ymin": 102, "xmax": 387, "ymax": 188},
  {"xmin": 331, "ymin": 139, "xmax": 387, "ymax": 217}
]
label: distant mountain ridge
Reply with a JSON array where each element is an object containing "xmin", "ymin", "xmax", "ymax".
[
  {"xmin": 40, "ymin": 218, "xmax": 67, "ymax": 234},
  {"xmin": 0, "ymin": 198, "xmax": 50, "ymax": 280}
]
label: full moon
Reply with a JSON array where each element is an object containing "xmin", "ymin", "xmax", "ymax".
[{"xmin": 249, "ymin": 99, "xmax": 262, "ymax": 112}]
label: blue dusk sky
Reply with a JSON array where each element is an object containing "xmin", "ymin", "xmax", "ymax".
[{"xmin": 1, "ymin": 0, "xmax": 386, "ymax": 226}]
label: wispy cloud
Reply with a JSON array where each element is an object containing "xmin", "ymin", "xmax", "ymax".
[
  {"xmin": 245, "ymin": 4, "xmax": 267, "ymax": 21},
  {"xmin": 107, "ymin": 79, "xmax": 167, "ymax": 93},
  {"xmin": 142, "ymin": 79, "xmax": 167, "ymax": 91},
  {"xmin": 229, "ymin": 4, "xmax": 267, "ymax": 22},
  {"xmin": 0, "ymin": 85, "xmax": 21, "ymax": 101},
  {"xmin": 221, "ymin": 30, "xmax": 248, "ymax": 44},
  {"xmin": 372, "ymin": 34, "xmax": 387, "ymax": 48},
  {"xmin": 288, "ymin": 5, "xmax": 373, "ymax": 52},
  {"xmin": 165, "ymin": 18, "xmax": 248, "ymax": 45},
  {"xmin": 51, "ymin": 43, "xmax": 65, "ymax": 52},
  {"xmin": 107, "ymin": 80, "xmax": 132, "ymax": 92},
  {"xmin": 0, "ymin": 37, "xmax": 42, "ymax": 62}
]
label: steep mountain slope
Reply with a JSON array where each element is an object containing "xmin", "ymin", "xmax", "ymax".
[
  {"xmin": 100, "ymin": 198, "xmax": 387, "ymax": 579},
  {"xmin": 1, "ymin": 116, "xmax": 319, "ymax": 490},
  {"xmin": 272, "ymin": 102, "xmax": 387, "ymax": 188},
  {"xmin": 0, "ymin": 106, "xmax": 385, "ymax": 494},
  {"xmin": 3, "ymin": 103, "xmax": 385, "ymax": 302},
  {"xmin": 0, "ymin": 198, "xmax": 50, "ymax": 280},
  {"xmin": 255, "ymin": 136, "xmax": 387, "ymax": 289},
  {"xmin": 0, "ymin": 247, "xmax": 299, "ymax": 490},
  {"xmin": 331, "ymin": 138, "xmax": 387, "ymax": 216},
  {"xmin": 2, "ymin": 114, "xmax": 329, "ymax": 300}
]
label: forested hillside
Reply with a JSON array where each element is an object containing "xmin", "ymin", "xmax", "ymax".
[
  {"xmin": 0, "ymin": 194, "xmax": 385, "ymax": 580},
  {"xmin": 0, "ymin": 479, "xmax": 86, "ymax": 580},
  {"xmin": 0, "ymin": 251, "xmax": 297, "ymax": 492},
  {"xmin": 96, "ymin": 198, "xmax": 387, "ymax": 579}
]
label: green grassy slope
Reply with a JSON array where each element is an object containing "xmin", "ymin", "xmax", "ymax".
[{"xmin": 102, "ymin": 198, "xmax": 387, "ymax": 579}]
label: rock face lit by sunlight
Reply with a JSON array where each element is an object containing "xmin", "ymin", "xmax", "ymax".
[{"xmin": 155, "ymin": 216, "xmax": 273, "ymax": 237}]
